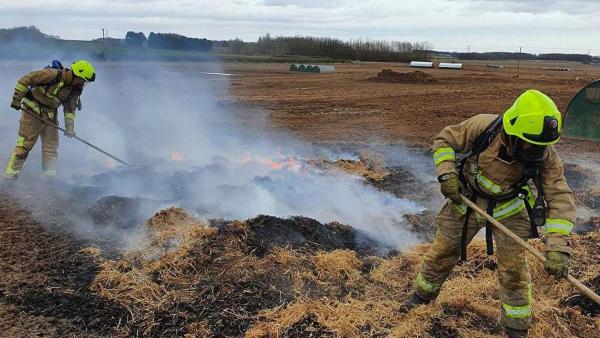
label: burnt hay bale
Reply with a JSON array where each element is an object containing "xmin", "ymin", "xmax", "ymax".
[{"xmin": 232, "ymin": 215, "xmax": 360, "ymax": 256}]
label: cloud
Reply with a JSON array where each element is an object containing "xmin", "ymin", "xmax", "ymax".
[
  {"xmin": 463, "ymin": 0, "xmax": 600, "ymax": 15},
  {"xmin": 0, "ymin": 0, "xmax": 599, "ymax": 53},
  {"xmin": 261, "ymin": 0, "xmax": 352, "ymax": 8}
]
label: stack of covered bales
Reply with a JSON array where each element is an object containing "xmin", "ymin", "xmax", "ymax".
[{"xmin": 290, "ymin": 64, "xmax": 336, "ymax": 73}]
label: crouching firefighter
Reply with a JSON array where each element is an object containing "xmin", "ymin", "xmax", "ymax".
[
  {"xmin": 5, "ymin": 60, "xmax": 95, "ymax": 179},
  {"xmin": 401, "ymin": 90, "xmax": 576, "ymax": 337}
]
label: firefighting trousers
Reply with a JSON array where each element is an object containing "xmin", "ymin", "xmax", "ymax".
[
  {"xmin": 4, "ymin": 109, "xmax": 58, "ymax": 178},
  {"xmin": 414, "ymin": 200, "xmax": 533, "ymax": 330}
]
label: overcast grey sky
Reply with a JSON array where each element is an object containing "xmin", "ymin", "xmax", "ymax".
[{"xmin": 2, "ymin": 0, "xmax": 599, "ymax": 54}]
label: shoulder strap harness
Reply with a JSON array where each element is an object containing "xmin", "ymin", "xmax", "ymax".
[{"xmin": 457, "ymin": 115, "xmax": 546, "ymax": 261}]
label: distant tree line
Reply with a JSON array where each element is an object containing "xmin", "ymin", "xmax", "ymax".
[
  {"xmin": 0, "ymin": 26, "xmax": 58, "ymax": 42},
  {"xmin": 147, "ymin": 32, "xmax": 212, "ymax": 51},
  {"xmin": 538, "ymin": 53, "xmax": 593, "ymax": 63},
  {"xmin": 443, "ymin": 51, "xmax": 595, "ymax": 63},
  {"xmin": 1, "ymin": 26, "xmax": 598, "ymax": 63},
  {"xmin": 219, "ymin": 34, "xmax": 433, "ymax": 62},
  {"xmin": 448, "ymin": 52, "xmax": 536, "ymax": 61},
  {"xmin": 124, "ymin": 31, "xmax": 213, "ymax": 51},
  {"xmin": 125, "ymin": 31, "xmax": 147, "ymax": 47}
]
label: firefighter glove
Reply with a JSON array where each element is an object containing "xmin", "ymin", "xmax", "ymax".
[
  {"xmin": 438, "ymin": 172, "xmax": 463, "ymax": 204},
  {"xmin": 545, "ymin": 251, "xmax": 569, "ymax": 280},
  {"xmin": 64, "ymin": 119, "xmax": 76, "ymax": 138}
]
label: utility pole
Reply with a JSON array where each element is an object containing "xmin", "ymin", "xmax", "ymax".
[{"xmin": 101, "ymin": 28, "xmax": 105, "ymax": 39}]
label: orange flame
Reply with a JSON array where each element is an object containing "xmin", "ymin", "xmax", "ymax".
[
  {"xmin": 265, "ymin": 158, "xmax": 283, "ymax": 170},
  {"xmin": 171, "ymin": 151, "xmax": 184, "ymax": 161},
  {"xmin": 239, "ymin": 151, "xmax": 305, "ymax": 173}
]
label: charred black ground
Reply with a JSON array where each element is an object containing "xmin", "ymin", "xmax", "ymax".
[
  {"xmin": 0, "ymin": 191, "xmax": 128, "ymax": 336},
  {"xmin": 561, "ymin": 275, "xmax": 600, "ymax": 316}
]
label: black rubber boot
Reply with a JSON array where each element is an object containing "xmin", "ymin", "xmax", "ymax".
[
  {"xmin": 506, "ymin": 327, "xmax": 528, "ymax": 338},
  {"xmin": 398, "ymin": 292, "xmax": 430, "ymax": 313}
]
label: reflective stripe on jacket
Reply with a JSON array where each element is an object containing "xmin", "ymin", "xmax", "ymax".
[
  {"xmin": 13, "ymin": 68, "xmax": 80, "ymax": 121},
  {"xmin": 432, "ymin": 114, "xmax": 576, "ymax": 253}
]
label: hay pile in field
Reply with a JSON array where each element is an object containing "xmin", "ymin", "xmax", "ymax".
[
  {"xmin": 310, "ymin": 154, "xmax": 437, "ymax": 202},
  {"xmin": 90, "ymin": 207, "xmax": 600, "ymax": 337},
  {"xmin": 310, "ymin": 157, "xmax": 380, "ymax": 179},
  {"xmin": 368, "ymin": 69, "xmax": 436, "ymax": 84}
]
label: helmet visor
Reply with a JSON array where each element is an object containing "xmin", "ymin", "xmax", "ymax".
[
  {"xmin": 522, "ymin": 116, "xmax": 560, "ymax": 145},
  {"xmin": 84, "ymin": 72, "xmax": 96, "ymax": 83}
]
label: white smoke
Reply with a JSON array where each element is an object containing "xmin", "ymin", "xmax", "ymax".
[{"xmin": 0, "ymin": 59, "xmax": 431, "ymax": 250}]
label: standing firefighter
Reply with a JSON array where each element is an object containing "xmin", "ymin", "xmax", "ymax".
[
  {"xmin": 5, "ymin": 60, "xmax": 95, "ymax": 179},
  {"xmin": 402, "ymin": 90, "xmax": 575, "ymax": 337}
]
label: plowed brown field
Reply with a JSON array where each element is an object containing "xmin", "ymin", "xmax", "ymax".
[{"xmin": 226, "ymin": 61, "xmax": 600, "ymax": 156}]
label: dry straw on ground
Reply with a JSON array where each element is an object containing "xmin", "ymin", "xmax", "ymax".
[{"xmin": 90, "ymin": 208, "xmax": 600, "ymax": 337}]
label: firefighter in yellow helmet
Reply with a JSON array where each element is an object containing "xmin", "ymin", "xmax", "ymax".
[
  {"xmin": 401, "ymin": 90, "xmax": 575, "ymax": 338},
  {"xmin": 5, "ymin": 60, "xmax": 95, "ymax": 179}
]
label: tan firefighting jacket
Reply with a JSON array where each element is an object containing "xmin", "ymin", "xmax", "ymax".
[
  {"xmin": 12, "ymin": 68, "xmax": 81, "ymax": 123},
  {"xmin": 432, "ymin": 114, "xmax": 576, "ymax": 254}
]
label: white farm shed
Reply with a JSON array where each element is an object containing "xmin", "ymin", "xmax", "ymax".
[
  {"xmin": 439, "ymin": 63, "xmax": 463, "ymax": 70},
  {"xmin": 409, "ymin": 61, "xmax": 434, "ymax": 68}
]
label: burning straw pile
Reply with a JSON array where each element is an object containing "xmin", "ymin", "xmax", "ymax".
[{"xmin": 88, "ymin": 206, "xmax": 600, "ymax": 337}]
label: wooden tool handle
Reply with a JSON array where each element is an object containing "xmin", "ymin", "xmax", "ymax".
[{"xmin": 460, "ymin": 195, "xmax": 600, "ymax": 306}]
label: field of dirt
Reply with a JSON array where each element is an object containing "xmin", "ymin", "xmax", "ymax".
[
  {"xmin": 1, "ymin": 60, "xmax": 600, "ymax": 337},
  {"xmin": 225, "ymin": 60, "xmax": 600, "ymax": 157}
]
